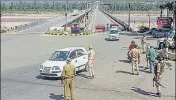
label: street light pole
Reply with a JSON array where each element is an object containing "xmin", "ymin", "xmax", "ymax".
[
  {"xmin": 128, "ymin": 3, "xmax": 131, "ymax": 31},
  {"xmin": 65, "ymin": 0, "xmax": 68, "ymax": 31},
  {"xmin": 148, "ymin": 10, "xmax": 151, "ymax": 29},
  {"xmin": 173, "ymin": 1, "xmax": 176, "ymax": 31},
  {"xmin": 85, "ymin": 1, "xmax": 87, "ymax": 31}
]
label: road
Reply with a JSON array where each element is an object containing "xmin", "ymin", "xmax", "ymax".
[{"xmin": 1, "ymin": 8, "xmax": 175, "ymax": 100}]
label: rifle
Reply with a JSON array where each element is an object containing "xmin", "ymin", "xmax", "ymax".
[
  {"xmin": 163, "ymin": 61, "xmax": 172, "ymax": 70},
  {"xmin": 153, "ymin": 77, "xmax": 165, "ymax": 88},
  {"xmin": 153, "ymin": 78, "xmax": 155, "ymax": 87}
]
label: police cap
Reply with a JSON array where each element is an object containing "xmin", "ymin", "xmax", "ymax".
[{"xmin": 66, "ymin": 58, "xmax": 71, "ymax": 62}]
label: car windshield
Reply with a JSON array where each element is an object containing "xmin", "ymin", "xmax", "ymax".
[
  {"xmin": 49, "ymin": 51, "xmax": 69, "ymax": 61},
  {"xmin": 110, "ymin": 30, "xmax": 119, "ymax": 34}
]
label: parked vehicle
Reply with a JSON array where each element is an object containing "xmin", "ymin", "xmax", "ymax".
[
  {"xmin": 152, "ymin": 29, "xmax": 171, "ymax": 38},
  {"xmin": 147, "ymin": 28, "xmax": 157, "ymax": 34},
  {"xmin": 137, "ymin": 26, "xmax": 149, "ymax": 33},
  {"xmin": 39, "ymin": 47, "xmax": 88, "ymax": 78},
  {"xmin": 157, "ymin": 31, "xmax": 175, "ymax": 49}
]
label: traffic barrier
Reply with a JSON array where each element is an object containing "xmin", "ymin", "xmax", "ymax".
[{"xmin": 45, "ymin": 32, "xmax": 91, "ymax": 36}]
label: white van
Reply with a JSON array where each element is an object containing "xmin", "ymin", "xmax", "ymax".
[{"xmin": 108, "ymin": 28, "xmax": 120, "ymax": 41}]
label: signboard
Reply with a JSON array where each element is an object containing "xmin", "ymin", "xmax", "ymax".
[
  {"xmin": 110, "ymin": 24, "xmax": 118, "ymax": 28},
  {"xmin": 157, "ymin": 17, "xmax": 173, "ymax": 29},
  {"xmin": 95, "ymin": 26, "xmax": 105, "ymax": 32}
]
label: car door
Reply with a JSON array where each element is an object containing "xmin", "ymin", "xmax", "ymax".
[
  {"xmin": 76, "ymin": 49, "xmax": 88, "ymax": 69},
  {"xmin": 68, "ymin": 50, "xmax": 79, "ymax": 72}
]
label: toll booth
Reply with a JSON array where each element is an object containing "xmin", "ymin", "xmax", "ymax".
[{"xmin": 71, "ymin": 22, "xmax": 80, "ymax": 34}]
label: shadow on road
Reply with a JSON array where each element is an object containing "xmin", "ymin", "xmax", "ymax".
[
  {"xmin": 36, "ymin": 75, "xmax": 60, "ymax": 81},
  {"xmin": 116, "ymin": 70, "xmax": 132, "ymax": 75},
  {"xmin": 49, "ymin": 93, "xmax": 64, "ymax": 100},
  {"xmin": 138, "ymin": 66, "xmax": 147, "ymax": 69},
  {"xmin": 76, "ymin": 73, "xmax": 89, "ymax": 79},
  {"xmin": 119, "ymin": 60, "xmax": 130, "ymax": 63},
  {"xmin": 139, "ymin": 69, "xmax": 150, "ymax": 73},
  {"xmin": 131, "ymin": 87, "xmax": 157, "ymax": 97},
  {"xmin": 132, "ymin": 36, "xmax": 157, "ymax": 40}
]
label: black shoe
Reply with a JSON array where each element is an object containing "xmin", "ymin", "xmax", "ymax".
[
  {"xmin": 132, "ymin": 73, "xmax": 134, "ymax": 75},
  {"xmin": 156, "ymin": 93, "xmax": 161, "ymax": 97},
  {"xmin": 136, "ymin": 73, "xmax": 139, "ymax": 75}
]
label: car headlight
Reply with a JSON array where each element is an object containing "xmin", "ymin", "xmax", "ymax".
[
  {"xmin": 40, "ymin": 65, "xmax": 43, "ymax": 69},
  {"xmin": 52, "ymin": 66, "xmax": 60, "ymax": 70}
]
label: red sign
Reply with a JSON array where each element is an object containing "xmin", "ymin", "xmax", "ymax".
[
  {"xmin": 95, "ymin": 26, "xmax": 105, "ymax": 32},
  {"xmin": 72, "ymin": 27, "xmax": 80, "ymax": 30},
  {"xmin": 110, "ymin": 24, "xmax": 118, "ymax": 28},
  {"xmin": 157, "ymin": 17, "xmax": 173, "ymax": 29}
]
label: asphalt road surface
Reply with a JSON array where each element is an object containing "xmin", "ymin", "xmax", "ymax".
[{"xmin": 1, "ymin": 8, "xmax": 175, "ymax": 100}]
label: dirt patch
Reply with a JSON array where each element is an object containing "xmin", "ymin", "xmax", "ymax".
[{"xmin": 1, "ymin": 13, "xmax": 61, "ymax": 29}]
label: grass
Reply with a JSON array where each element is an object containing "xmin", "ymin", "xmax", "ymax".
[{"xmin": 1, "ymin": 10, "xmax": 72, "ymax": 15}]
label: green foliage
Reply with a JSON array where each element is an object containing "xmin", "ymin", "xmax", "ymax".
[
  {"xmin": 0, "ymin": 29, "xmax": 7, "ymax": 33},
  {"xmin": 104, "ymin": 2, "xmax": 160, "ymax": 11},
  {"xmin": 1, "ymin": 1, "xmax": 87, "ymax": 12}
]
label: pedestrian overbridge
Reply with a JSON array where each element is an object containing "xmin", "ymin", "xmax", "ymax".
[
  {"xmin": 61, "ymin": 9, "xmax": 93, "ymax": 27},
  {"xmin": 99, "ymin": 8, "xmax": 132, "ymax": 31}
]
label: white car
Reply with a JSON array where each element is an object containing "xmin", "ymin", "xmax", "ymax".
[
  {"xmin": 108, "ymin": 28, "xmax": 120, "ymax": 41},
  {"xmin": 157, "ymin": 31, "xmax": 175, "ymax": 49},
  {"xmin": 39, "ymin": 47, "xmax": 88, "ymax": 78}
]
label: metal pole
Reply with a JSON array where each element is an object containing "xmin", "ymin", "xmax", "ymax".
[
  {"xmin": 85, "ymin": 2, "xmax": 87, "ymax": 31},
  {"xmin": 148, "ymin": 12, "xmax": 151, "ymax": 29},
  {"xmin": 128, "ymin": 3, "xmax": 131, "ymax": 31},
  {"xmin": 65, "ymin": 0, "xmax": 68, "ymax": 29},
  {"xmin": 173, "ymin": 1, "xmax": 176, "ymax": 31},
  {"xmin": 115, "ymin": 2, "xmax": 116, "ymax": 13}
]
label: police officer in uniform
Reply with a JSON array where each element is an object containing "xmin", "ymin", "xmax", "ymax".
[
  {"xmin": 61, "ymin": 58, "xmax": 76, "ymax": 100},
  {"xmin": 162, "ymin": 39, "xmax": 169, "ymax": 60},
  {"xmin": 145, "ymin": 43, "xmax": 150, "ymax": 69},
  {"xmin": 141, "ymin": 34, "xmax": 147, "ymax": 54},
  {"xmin": 153, "ymin": 55, "xmax": 165, "ymax": 97},
  {"xmin": 129, "ymin": 44, "xmax": 141, "ymax": 75},
  {"xmin": 81, "ymin": 46, "xmax": 95, "ymax": 79}
]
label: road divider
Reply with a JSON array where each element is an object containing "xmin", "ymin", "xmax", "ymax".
[{"xmin": 45, "ymin": 31, "xmax": 92, "ymax": 36}]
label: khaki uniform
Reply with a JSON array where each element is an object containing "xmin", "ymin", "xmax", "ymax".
[
  {"xmin": 162, "ymin": 40, "xmax": 169, "ymax": 59},
  {"xmin": 87, "ymin": 49, "xmax": 95, "ymax": 77},
  {"xmin": 162, "ymin": 48, "xmax": 168, "ymax": 59},
  {"xmin": 130, "ymin": 48, "xmax": 140, "ymax": 74},
  {"xmin": 141, "ymin": 36, "xmax": 147, "ymax": 53},
  {"xmin": 146, "ymin": 44, "xmax": 150, "ymax": 68},
  {"xmin": 61, "ymin": 64, "xmax": 76, "ymax": 100},
  {"xmin": 154, "ymin": 63, "xmax": 162, "ymax": 95}
]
